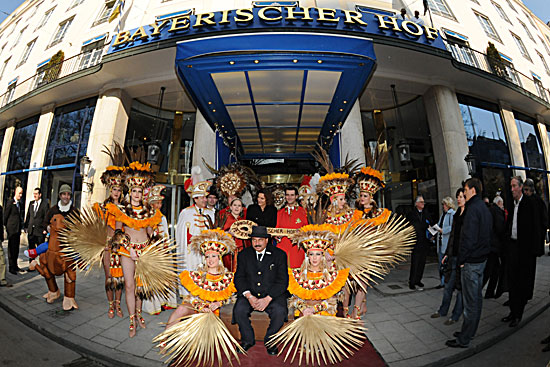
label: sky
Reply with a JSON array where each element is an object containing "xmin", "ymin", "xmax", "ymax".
[{"xmin": 0, "ymin": 0, "xmax": 548, "ymax": 28}]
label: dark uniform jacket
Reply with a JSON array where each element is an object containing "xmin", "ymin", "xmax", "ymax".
[
  {"xmin": 234, "ymin": 243, "xmax": 289, "ymax": 304},
  {"xmin": 406, "ymin": 208, "xmax": 432, "ymax": 246},
  {"xmin": 24, "ymin": 199, "xmax": 48, "ymax": 236},
  {"xmin": 506, "ymin": 194, "xmax": 543, "ymax": 256},
  {"xmin": 458, "ymin": 195, "xmax": 492, "ymax": 265},
  {"xmin": 3, "ymin": 199, "xmax": 22, "ymax": 237}
]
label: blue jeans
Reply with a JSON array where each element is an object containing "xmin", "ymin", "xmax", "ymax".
[
  {"xmin": 437, "ymin": 250, "xmax": 445, "ymax": 285},
  {"xmin": 457, "ymin": 261, "xmax": 486, "ymax": 346},
  {"xmin": 438, "ymin": 257, "xmax": 463, "ymax": 321}
]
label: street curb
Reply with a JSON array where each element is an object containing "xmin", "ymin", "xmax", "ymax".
[
  {"xmin": 422, "ymin": 299, "xmax": 550, "ymax": 367},
  {"xmin": 0, "ymin": 295, "xmax": 155, "ymax": 367}
]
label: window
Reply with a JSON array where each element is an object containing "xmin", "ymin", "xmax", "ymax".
[
  {"xmin": 515, "ymin": 113, "xmax": 546, "ymax": 170},
  {"xmin": 12, "ymin": 26, "xmax": 27, "ymax": 48},
  {"xmin": 36, "ymin": 7, "xmax": 55, "ymax": 30},
  {"xmin": 6, "ymin": 116, "xmax": 39, "ymax": 171},
  {"xmin": 492, "ymin": 2, "xmax": 510, "ymax": 24},
  {"xmin": 93, "ymin": 0, "xmax": 117, "ymax": 26},
  {"xmin": 475, "ymin": 12, "xmax": 501, "ymax": 42},
  {"xmin": 78, "ymin": 39, "xmax": 105, "ymax": 70},
  {"xmin": 511, "ymin": 32, "xmax": 531, "ymax": 61},
  {"xmin": 29, "ymin": 2, "xmax": 42, "ymax": 18},
  {"xmin": 6, "ymin": 20, "xmax": 20, "ymax": 38},
  {"xmin": 539, "ymin": 37, "xmax": 550, "ymax": 56},
  {"xmin": 523, "ymin": 11, "xmax": 535, "ymax": 28},
  {"xmin": 68, "ymin": 0, "xmax": 85, "ymax": 10},
  {"xmin": 533, "ymin": 74, "xmax": 548, "ymax": 102},
  {"xmin": 45, "ymin": 98, "xmax": 96, "ymax": 166},
  {"xmin": 500, "ymin": 57, "xmax": 521, "ymax": 86},
  {"xmin": 505, "ymin": 0, "xmax": 517, "ymax": 12},
  {"xmin": 426, "ymin": 0, "xmax": 455, "ymax": 19},
  {"xmin": 0, "ymin": 58, "xmax": 10, "ymax": 79},
  {"xmin": 538, "ymin": 52, "xmax": 550, "ymax": 76},
  {"xmin": 48, "ymin": 17, "xmax": 73, "ymax": 47},
  {"xmin": 445, "ymin": 33, "xmax": 478, "ymax": 68},
  {"xmin": 458, "ymin": 94, "xmax": 511, "ymax": 165},
  {"xmin": 518, "ymin": 19, "xmax": 534, "ymax": 41},
  {"xmin": 17, "ymin": 39, "xmax": 36, "ymax": 67},
  {"xmin": 2, "ymin": 81, "xmax": 17, "ymax": 106}
]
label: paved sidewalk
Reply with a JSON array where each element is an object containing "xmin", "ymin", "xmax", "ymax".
[{"xmin": 0, "ymin": 241, "xmax": 549, "ymax": 367}]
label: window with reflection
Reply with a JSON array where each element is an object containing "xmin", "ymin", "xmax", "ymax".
[
  {"xmin": 515, "ymin": 111, "xmax": 548, "ymax": 203},
  {"xmin": 45, "ymin": 97, "xmax": 96, "ymax": 167},
  {"xmin": 7, "ymin": 115, "xmax": 39, "ymax": 171}
]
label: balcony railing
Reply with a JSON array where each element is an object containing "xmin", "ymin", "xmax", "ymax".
[
  {"xmin": 0, "ymin": 44, "xmax": 109, "ymax": 108},
  {"xmin": 445, "ymin": 40, "xmax": 550, "ymax": 103}
]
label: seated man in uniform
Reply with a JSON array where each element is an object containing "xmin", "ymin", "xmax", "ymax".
[{"xmin": 233, "ymin": 226, "xmax": 289, "ymax": 355}]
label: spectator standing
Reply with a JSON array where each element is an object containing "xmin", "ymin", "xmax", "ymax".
[
  {"xmin": 412, "ymin": 10, "xmax": 425, "ymax": 25},
  {"xmin": 432, "ymin": 188, "xmax": 465, "ymax": 325},
  {"xmin": 24, "ymin": 188, "xmax": 48, "ymax": 266},
  {"xmin": 398, "ymin": 8, "xmax": 408, "ymax": 20},
  {"xmin": 206, "ymin": 192, "xmax": 218, "ymax": 213},
  {"xmin": 0, "ymin": 204, "xmax": 12, "ymax": 287},
  {"xmin": 216, "ymin": 198, "xmax": 247, "ymax": 272},
  {"xmin": 246, "ymin": 189, "xmax": 277, "ymax": 228},
  {"xmin": 407, "ymin": 195, "xmax": 432, "ymax": 290},
  {"xmin": 436, "ymin": 197, "xmax": 456, "ymax": 288},
  {"xmin": 275, "ymin": 186, "xmax": 308, "ymax": 268},
  {"xmin": 4, "ymin": 187, "xmax": 24, "ymax": 275},
  {"xmin": 446, "ymin": 178, "xmax": 491, "ymax": 348},
  {"xmin": 483, "ymin": 196, "xmax": 505, "ymax": 298},
  {"xmin": 502, "ymin": 177, "xmax": 543, "ymax": 327}
]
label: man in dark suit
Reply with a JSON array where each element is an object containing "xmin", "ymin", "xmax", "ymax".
[
  {"xmin": 233, "ymin": 225, "xmax": 289, "ymax": 355},
  {"xmin": 24, "ymin": 187, "xmax": 48, "ymax": 265},
  {"xmin": 502, "ymin": 176, "xmax": 542, "ymax": 327},
  {"xmin": 4, "ymin": 187, "xmax": 24, "ymax": 275},
  {"xmin": 407, "ymin": 195, "xmax": 433, "ymax": 290}
]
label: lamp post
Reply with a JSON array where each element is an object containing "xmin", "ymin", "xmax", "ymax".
[
  {"xmin": 80, "ymin": 155, "xmax": 94, "ymax": 194},
  {"xmin": 464, "ymin": 153, "xmax": 477, "ymax": 177}
]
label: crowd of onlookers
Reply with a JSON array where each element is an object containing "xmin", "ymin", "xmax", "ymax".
[{"xmin": 407, "ymin": 176, "xmax": 549, "ymax": 349}]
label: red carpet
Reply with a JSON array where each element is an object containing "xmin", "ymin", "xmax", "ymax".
[{"xmin": 219, "ymin": 338, "xmax": 387, "ymax": 367}]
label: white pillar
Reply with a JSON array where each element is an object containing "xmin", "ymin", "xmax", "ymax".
[
  {"xmin": 0, "ymin": 120, "xmax": 16, "ymax": 204},
  {"xmin": 25, "ymin": 104, "xmax": 55, "ymax": 214},
  {"xmin": 191, "ymin": 110, "xmax": 216, "ymax": 179},
  {"xmin": 83, "ymin": 89, "xmax": 131, "ymax": 206},
  {"xmin": 339, "ymin": 100, "xmax": 366, "ymax": 166},
  {"xmin": 423, "ymin": 86, "xmax": 469, "ymax": 202},
  {"xmin": 499, "ymin": 101, "xmax": 526, "ymax": 179}
]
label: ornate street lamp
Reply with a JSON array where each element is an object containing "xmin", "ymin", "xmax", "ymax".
[{"xmin": 464, "ymin": 153, "xmax": 477, "ymax": 176}]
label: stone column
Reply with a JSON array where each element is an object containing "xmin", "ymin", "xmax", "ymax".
[
  {"xmin": 339, "ymin": 99, "xmax": 366, "ymax": 167},
  {"xmin": 536, "ymin": 115, "xmax": 550, "ymax": 198},
  {"xmin": 423, "ymin": 85, "xmax": 469, "ymax": 203},
  {"xmin": 191, "ymin": 110, "xmax": 216, "ymax": 179},
  {"xmin": 83, "ymin": 89, "xmax": 131, "ymax": 206},
  {"xmin": 0, "ymin": 119, "xmax": 16, "ymax": 204},
  {"xmin": 499, "ymin": 101, "xmax": 526, "ymax": 179},
  {"xmin": 25, "ymin": 104, "xmax": 55, "ymax": 214}
]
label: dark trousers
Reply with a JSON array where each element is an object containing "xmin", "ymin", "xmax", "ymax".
[
  {"xmin": 458, "ymin": 261, "xmax": 486, "ymax": 346},
  {"xmin": 482, "ymin": 252, "xmax": 500, "ymax": 297},
  {"xmin": 508, "ymin": 240, "xmax": 537, "ymax": 319},
  {"xmin": 438, "ymin": 257, "xmax": 463, "ymax": 321},
  {"xmin": 233, "ymin": 296, "xmax": 287, "ymax": 344},
  {"xmin": 7, "ymin": 233, "xmax": 20, "ymax": 271},
  {"xmin": 409, "ymin": 242, "xmax": 427, "ymax": 286},
  {"xmin": 27, "ymin": 234, "xmax": 44, "ymax": 262}
]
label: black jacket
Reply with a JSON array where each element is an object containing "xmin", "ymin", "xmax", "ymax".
[
  {"xmin": 406, "ymin": 208, "xmax": 432, "ymax": 246},
  {"xmin": 24, "ymin": 199, "xmax": 49, "ymax": 236},
  {"xmin": 3, "ymin": 199, "xmax": 23, "ymax": 237},
  {"xmin": 0, "ymin": 205, "xmax": 3, "ymax": 242},
  {"xmin": 234, "ymin": 243, "xmax": 289, "ymax": 303},
  {"xmin": 506, "ymin": 194, "xmax": 543, "ymax": 256},
  {"xmin": 488, "ymin": 204, "xmax": 505, "ymax": 255},
  {"xmin": 246, "ymin": 204, "xmax": 277, "ymax": 228},
  {"xmin": 458, "ymin": 195, "xmax": 492, "ymax": 265}
]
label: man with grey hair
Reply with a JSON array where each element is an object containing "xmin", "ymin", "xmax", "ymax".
[{"xmin": 407, "ymin": 194, "xmax": 433, "ymax": 290}]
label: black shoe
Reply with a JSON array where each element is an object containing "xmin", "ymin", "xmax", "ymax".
[
  {"xmin": 501, "ymin": 315, "xmax": 514, "ymax": 323},
  {"xmin": 239, "ymin": 342, "xmax": 255, "ymax": 353},
  {"xmin": 266, "ymin": 346, "xmax": 278, "ymax": 356},
  {"xmin": 543, "ymin": 344, "xmax": 550, "ymax": 352},
  {"xmin": 409, "ymin": 284, "xmax": 416, "ymax": 290},
  {"xmin": 453, "ymin": 331, "xmax": 461, "ymax": 338},
  {"xmin": 446, "ymin": 339, "xmax": 467, "ymax": 348},
  {"xmin": 416, "ymin": 282, "xmax": 425, "ymax": 287},
  {"xmin": 0, "ymin": 283, "xmax": 13, "ymax": 287},
  {"xmin": 509, "ymin": 318, "xmax": 521, "ymax": 327},
  {"xmin": 435, "ymin": 284, "xmax": 444, "ymax": 289},
  {"xmin": 484, "ymin": 292, "xmax": 494, "ymax": 299},
  {"xmin": 8, "ymin": 269, "xmax": 17, "ymax": 275},
  {"xmin": 503, "ymin": 300, "xmax": 510, "ymax": 306},
  {"xmin": 540, "ymin": 335, "xmax": 550, "ymax": 344}
]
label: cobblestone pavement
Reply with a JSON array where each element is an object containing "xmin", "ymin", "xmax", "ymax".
[{"xmin": 1, "ymin": 241, "xmax": 548, "ymax": 367}]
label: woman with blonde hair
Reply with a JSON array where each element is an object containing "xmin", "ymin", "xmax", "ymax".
[{"xmin": 436, "ymin": 196, "xmax": 456, "ymax": 288}]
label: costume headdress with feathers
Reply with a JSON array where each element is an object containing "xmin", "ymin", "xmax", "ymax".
[
  {"xmin": 100, "ymin": 142, "xmax": 127, "ymax": 190},
  {"xmin": 124, "ymin": 161, "xmax": 154, "ymax": 191},
  {"xmin": 313, "ymin": 145, "xmax": 359, "ymax": 197},
  {"xmin": 190, "ymin": 228, "xmax": 237, "ymax": 256},
  {"xmin": 356, "ymin": 138, "xmax": 389, "ymax": 195},
  {"xmin": 203, "ymin": 159, "xmax": 262, "ymax": 199},
  {"xmin": 185, "ymin": 166, "xmax": 210, "ymax": 198}
]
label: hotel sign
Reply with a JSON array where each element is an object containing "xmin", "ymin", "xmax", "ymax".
[{"xmin": 107, "ymin": 7, "xmax": 446, "ymax": 53}]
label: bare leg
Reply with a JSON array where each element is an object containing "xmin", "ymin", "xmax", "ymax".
[
  {"xmin": 103, "ymin": 251, "xmax": 114, "ymax": 318},
  {"xmin": 136, "ymin": 297, "xmax": 146, "ymax": 328},
  {"xmin": 343, "ymin": 287, "xmax": 351, "ymax": 317},
  {"xmin": 166, "ymin": 304, "xmax": 195, "ymax": 330},
  {"xmin": 121, "ymin": 256, "xmax": 136, "ymax": 337},
  {"xmin": 352, "ymin": 290, "xmax": 367, "ymax": 319},
  {"xmin": 115, "ymin": 289, "xmax": 123, "ymax": 317}
]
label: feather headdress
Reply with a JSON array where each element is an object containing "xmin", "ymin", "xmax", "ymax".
[
  {"xmin": 189, "ymin": 228, "xmax": 237, "ymax": 256},
  {"xmin": 356, "ymin": 137, "xmax": 389, "ymax": 195},
  {"xmin": 203, "ymin": 159, "xmax": 262, "ymax": 199},
  {"xmin": 100, "ymin": 141, "xmax": 127, "ymax": 190}
]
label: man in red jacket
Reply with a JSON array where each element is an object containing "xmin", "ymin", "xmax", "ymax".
[{"xmin": 275, "ymin": 186, "xmax": 308, "ymax": 268}]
